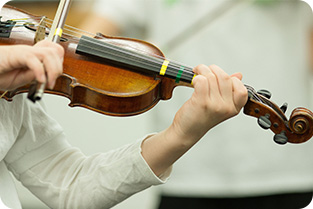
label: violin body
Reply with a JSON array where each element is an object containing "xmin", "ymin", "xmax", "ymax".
[
  {"xmin": 1, "ymin": 4, "xmax": 313, "ymax": 144},
  {"xmin": 0, "ymin": 4, "xmax": 184, "ymax": 116}
]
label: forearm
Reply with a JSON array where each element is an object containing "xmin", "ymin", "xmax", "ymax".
[{"xmin": 141, "ymin": 124, "xmax": 200, "ymax": 177}]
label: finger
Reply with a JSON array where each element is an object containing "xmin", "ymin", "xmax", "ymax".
[
  {"xmin": 25, "ymin": 55, "xmax": 46, "ymax": 84},
  {"xmin": 192, "ymin": 74, "xmax": 209, "ymax": 103},
  {"xmin": 209, "ymin": 64, "xmax": 232, "ymax": 101},
  {"xmin": 33, "ymin": 42, "xmax": 64, "ymax": 88},
  {"xmin": 231, "ymin": 76, "xmax": 248, "ymax": 111},
  {"xmin": 193, "ymin": 64, "xmax": 218, "ymax": 99},
  {"xmin": 41, "ymin": 48, "xmax": 63, "ymax": 89},
  {"xmin": 193, "ymin": 64, "xmax": 213, "ymax": 78}
]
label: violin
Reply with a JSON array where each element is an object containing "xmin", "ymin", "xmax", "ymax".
[{"xmin": 1, "ymin": 4, "xmax": 313, "ymax": 144}]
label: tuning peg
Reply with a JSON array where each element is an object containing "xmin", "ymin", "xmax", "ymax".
[
  {"xmin": 257, "ymin": 114, "xmax": 271, "ymax": 129},
  {"xmin": 280, "ymin": 102, "xmax": 288, "ymax": 113},
  {"xmin": 274, "ymin": 131, "xmax": 288, "ymax": 145},
  {"xmin": 257, "ymin": 89, "xmax": 272, "ymax": 99}
]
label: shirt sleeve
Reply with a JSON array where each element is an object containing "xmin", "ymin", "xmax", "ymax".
[
  {"xmin": 7, "ymin": 135, "xmax": 171, "ymax": 209},
  {"xmin": 2, "ymin": 95, "xmax": 171, "ymax": 208}
]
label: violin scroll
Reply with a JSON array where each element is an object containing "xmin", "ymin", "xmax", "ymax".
[
  {"xmin": 288, "ymin": 107, "xmax": 313, "ymax": 142},
  {"xmin": 244, "ymin": 86, "xmax": 313, "ymax": 144}
]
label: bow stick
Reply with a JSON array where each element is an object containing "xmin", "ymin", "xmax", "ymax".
[{"xmin": 27, "ymin": 0, "xmax": 72, "ymax": 102}]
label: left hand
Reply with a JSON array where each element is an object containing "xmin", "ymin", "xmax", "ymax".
[{"xmin": 170, "ymin": 64, "xmax": 248, "ymax": 145}]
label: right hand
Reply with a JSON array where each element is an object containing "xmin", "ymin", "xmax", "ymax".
[{"xmin": 0, "ymin": 40, "xmax": 64, "ymax": 91}]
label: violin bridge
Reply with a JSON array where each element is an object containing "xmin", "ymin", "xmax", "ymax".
[{"xmin": 34, "ymin": 16, "xmax": 47, "ymax": 43}]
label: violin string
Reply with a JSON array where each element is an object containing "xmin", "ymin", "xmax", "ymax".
[
  {"xmin": 22, "ymin": 18, "xmax": 173, "ymax": 57},
  {"xmin": 11, "ymin": 18, "xmax": 196, "ymax": 77},
  {"xmin": 19, "ymin": 17, "xmax": 194, "ymax": 76},
  {"xmin": 244, "ymin": 85, "xmax": 264, "ymax": 103},
  {"xmin": 63, "ymin": 33, "xmax": 195, "ymax": 79},
  {"xmin": 80, "ymin": 38, "xmax": 196, "ymax": 80},
  {"xmin": 19, "ymin": 17, "xmax": 97, "ymax": 38},
  {"xmin": 9, "ymin": 19, "xmax": 185, "ymax": 77},
  {"xmin": 57, "ymin": 26, "xmax": 196, "ymax": 77},
  {"xmin": 76, "ymin": 40, "xmax": 194, "ymax": 81},
  {"xmin": 13, "ymin": 19, "xmax": 164, "ymax": 68},
  {"xmin": 8, "ymin": 19, "xmax": 161, "ymax": 67},
  {"xmin": 12, "ymin": 18, "xmax": 196, "ymax": 81},
  {"xmin": 24, "ymin": 25, "xmax": 194, "ymax": 80}
]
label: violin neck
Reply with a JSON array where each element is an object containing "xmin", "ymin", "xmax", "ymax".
[{"xmin": 76, "ymin": 35, "xmax": 195, "ymax": 84}]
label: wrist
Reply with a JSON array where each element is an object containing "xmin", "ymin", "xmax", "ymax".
[{"xmin": 165, "ymin": 123, "xmax": 200, "ymax": 152}]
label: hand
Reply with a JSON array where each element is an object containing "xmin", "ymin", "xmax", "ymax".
[
  {"xmin": 0, "ymin": 40, "xmax": 64, "ymax": 91},
  {"xmin": 171, "ymin": 64, "xmax": 248, "ymax": 143}
]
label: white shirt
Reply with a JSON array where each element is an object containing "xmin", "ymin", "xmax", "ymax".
[{"xmin": 0, "ymin": 94, "xmax": 169, "ymax": 208}]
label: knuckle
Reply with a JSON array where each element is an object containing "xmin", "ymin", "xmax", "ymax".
[
  {"xmin": 206, "ymin": 72, "xmax": 216, "ymax": 80},
  {"xmin": 198, "ymin": 64, "xmax": 207, "ymax": 69},
  {"xmin": 208, "ymin": 64, "xmax": 220, "ymax": 70},
  {"xmin": 58, "ymin": 45, "xmax": 65, "ymax": 56},
  {"xmin": 46, "ymin": 47, "xmax": 57, "ymax": 56},
  {"xmin": 221, "ymin": 73, "xmax": 230, "ymax": 81},
  {"xmin": 238, "ymin": 87, "xmax": 248, "ymax": 99}
]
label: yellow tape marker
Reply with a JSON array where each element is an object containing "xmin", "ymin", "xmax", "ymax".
[
  {"xmin": 160, "ymin": 60, "xmax": 169, "ymax": 76},
  {"xmin": 191, "ymin": 74, "xmax": 196, "ymax": 85},
  {"xmin": 54, "ymin": 28, "xmax": 63, "ymax": 37}
]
